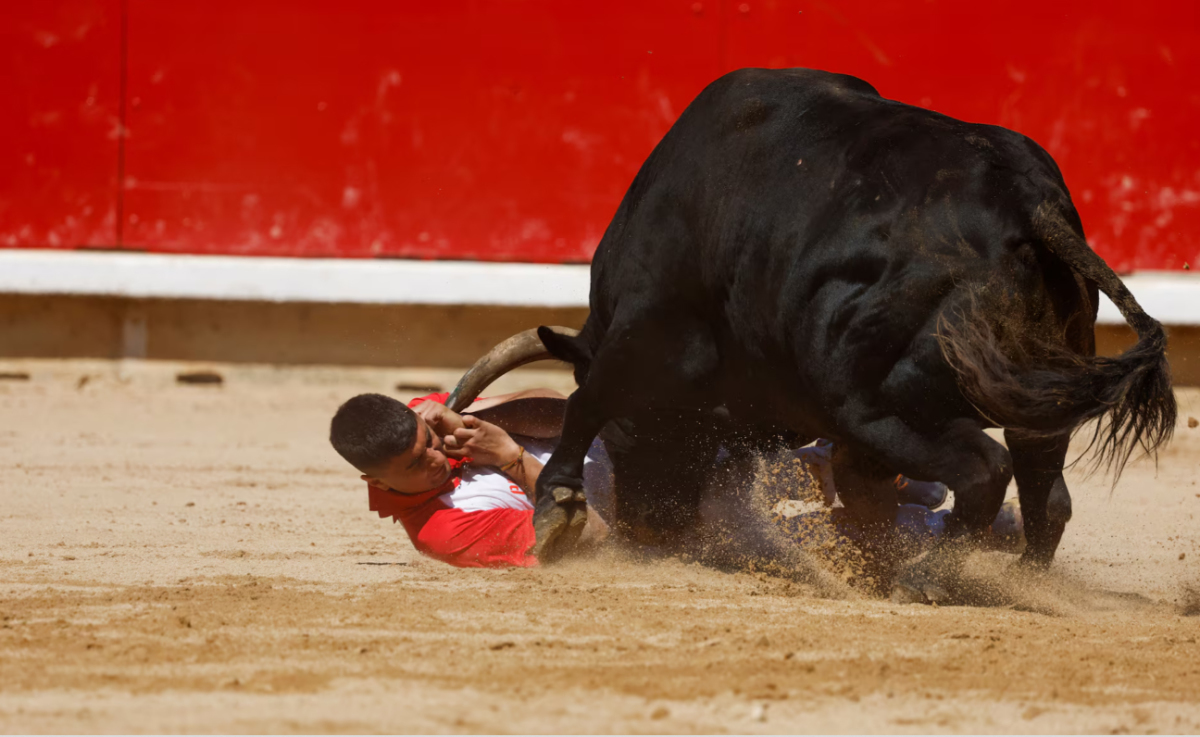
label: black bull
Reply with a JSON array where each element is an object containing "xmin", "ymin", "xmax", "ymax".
[{"xmin": 480, "ymin": 68, "xmax": 1175, "ymax": 598}]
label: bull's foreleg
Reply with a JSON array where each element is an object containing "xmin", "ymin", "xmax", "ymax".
[
  {"xmin": 533, "ymin": 310, "xmax": 722, "ymax": 562},
  {"xmin": 828, "ymin": 445, "xmax": 901, "ymax": 594},
  {"xmin": 1005, "ymin": 431, "xmax": 1071, "ymax": 568},
  {"xmin": 531, "ymin": 389, "xmax": 607, "ymax": 561},
  {"xmin": 605, "ymin": 411, "xmax": 722, "ymax": 546}
]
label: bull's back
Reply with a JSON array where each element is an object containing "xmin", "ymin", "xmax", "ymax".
[
  {"xmin": 588, "ymin": 67, "xmax": 1091, "ymax": 411},
  {"xmin": 589, "ymin": 68, "xmax": 889, "ymax": 317}
]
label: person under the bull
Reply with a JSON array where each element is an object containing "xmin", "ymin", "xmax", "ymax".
[
  {"xmin": 328, "ymin": 388, "xmax": 1023, "ymax": 569},
  {"xmin": 329, "ymin": 389, "xmax": 617, "ymax": 568}
]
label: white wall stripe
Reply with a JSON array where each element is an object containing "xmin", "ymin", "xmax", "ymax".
[
  {"xmin": 0, "ymin": 250, "xmax": 591, "ymax": 308},
  {"xmin": 0, "ymin": 249, "xmax": 1196, "ymax": 325}
]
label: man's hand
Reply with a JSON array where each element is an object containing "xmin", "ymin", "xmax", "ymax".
[
  {"xmin": 443, "ymin": 415, "xmax": 522, "ymax": 467},
  {"xmin": 412, "ymin": 401, "xmax": 466, "ymax": 437}
]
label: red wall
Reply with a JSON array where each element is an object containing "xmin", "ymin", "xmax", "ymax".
[
  {"xmin": 2, "ymin": 1, "xmax": 1198, "ymax": 270},
  {"xmin": 0, "ymin": 2, "xmax": 121, "ymax": 250}
]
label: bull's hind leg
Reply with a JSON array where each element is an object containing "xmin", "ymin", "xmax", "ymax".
[
  {"xmin": 1005, "ymin": 431, "xmax": 1071, "ymax": 567},
  {"xmin": 892, "ymin": 423, "xmax": 1013, "ymax": 603},
  {"xmin": 533, "ymin": 311, "xmax": 721, "ymax": 561},
  {"xmin": 835, "ymin": 413, "xmax": 1013, "ymax": 602}
]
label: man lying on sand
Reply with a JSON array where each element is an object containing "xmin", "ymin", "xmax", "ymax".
[
  {"xmin": 329, "ymin": 389, "xmax": 614, "ymax": 567},
  {"xmin": 329, "ymin": 389, "xmax": 1023, "ymax": 569}
]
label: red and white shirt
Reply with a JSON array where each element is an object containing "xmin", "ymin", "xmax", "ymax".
[{"xmin": 366, "ymin": 392, "xmax": 611, "ymax": 569}]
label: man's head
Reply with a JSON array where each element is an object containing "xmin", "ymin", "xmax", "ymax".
[{"xmin": 329, "ymin": 393, "xmax": 451, "ymax": 494}]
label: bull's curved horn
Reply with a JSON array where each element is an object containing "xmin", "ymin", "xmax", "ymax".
[{"xmin": 445, "ymin": 326, "xmax": 580, "ymax": 412}]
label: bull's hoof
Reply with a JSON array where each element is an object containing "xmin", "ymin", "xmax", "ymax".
[
  {"xmin": 890, "ymin": 579, "xmax": 949, "ymax": 605},
  {"xmin": 561, "ymin": 500, "xmax": 589, "ymax": 550},
  {"xmin": 891, "ymin": 564, "xmax": 950, "ymax": 605},
  {"xmin": 531, "ymin": 498, "xmax": 570, "ymax": 560},
  {"xmin": 531, "ymin": 487, "xmax": 587, "ymax": 564},
  {"xmin": 1014, "ymin": 552, "xmax": 1053, "ymax": 573},
  {"xmin": 551, "ymin": 486, "xmax": 575, "ymax": 504}
]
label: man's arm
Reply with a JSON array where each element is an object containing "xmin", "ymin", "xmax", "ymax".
[
  {"xmin": 444, "ymin": 415, "xmax": 545, "ymax": 499},
  {"xmin": 412, "ymin": 388, "xmax": 566, "ymax": 498},
  {"xmin": 498, "ymin": 443, "xmax": 544, "ymax": 499}
]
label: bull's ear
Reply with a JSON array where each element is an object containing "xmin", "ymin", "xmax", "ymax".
[{"xmin": 537, "ymin": 326, "xmax": 590, "ymax": 367}]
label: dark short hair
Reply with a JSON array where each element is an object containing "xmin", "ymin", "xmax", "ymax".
[{"xmin": 329, "ymin": 393, "xmax": 418, "ymax": 473}]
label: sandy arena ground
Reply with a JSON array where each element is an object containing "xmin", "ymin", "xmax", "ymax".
[{"xmin": 1, "ymin": 358, "xmax": 1199, "ymax": 734}]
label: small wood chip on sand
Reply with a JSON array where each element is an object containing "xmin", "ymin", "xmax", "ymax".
[
  {"xmin": 0, "ymin": 372, "xmax": 30, "ymax": 381},
  {"xmin": 176, "ymin": 370, "xmax": 224, "ymax": 386}
]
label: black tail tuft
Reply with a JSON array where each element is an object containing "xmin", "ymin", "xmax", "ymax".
[{"xmin": 938, "ymin": 309, "xmax": 1176, "ymax": 482}]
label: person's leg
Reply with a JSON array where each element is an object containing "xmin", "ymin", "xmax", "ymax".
[
  {"xmin": 776, "ymin": 500, "xmax": 1024, "ymax": 577},
  {"xmin": 795, "ymin": 440, "xmax": 948, "ymax": 509},
  {"xmin": 892, "ymin": 475, "xmax": 949, "ymax": 509},
  {"xmin": 882, "ymin": 501, "xmax": 1019, "ymax": 555},
  {"xmin": 792, "ymin": 441, "xmax": 837, "ymax": 505}
]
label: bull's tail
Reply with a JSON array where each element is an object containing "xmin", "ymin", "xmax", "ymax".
[{"xmin": 938, "ymin": 205, "xmax": 1176, "ymax": 481}]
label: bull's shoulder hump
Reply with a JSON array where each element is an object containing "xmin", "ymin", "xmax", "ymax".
[
  {"xmin": 684, "ymin": 67, "xmax": 883, "ymax": 137},
  {"xmin": 701, "ymin": 67, "xmax": 881, "ymax": 104}
]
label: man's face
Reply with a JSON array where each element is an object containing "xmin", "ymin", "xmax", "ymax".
[{"xmin": 362, "ymin": 415, "xmax": 453, "ymax": 494}]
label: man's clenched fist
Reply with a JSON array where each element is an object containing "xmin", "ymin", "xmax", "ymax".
[{"xmin": 442, "ymin": 415, "xmax": 522, "ymax": 468}]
